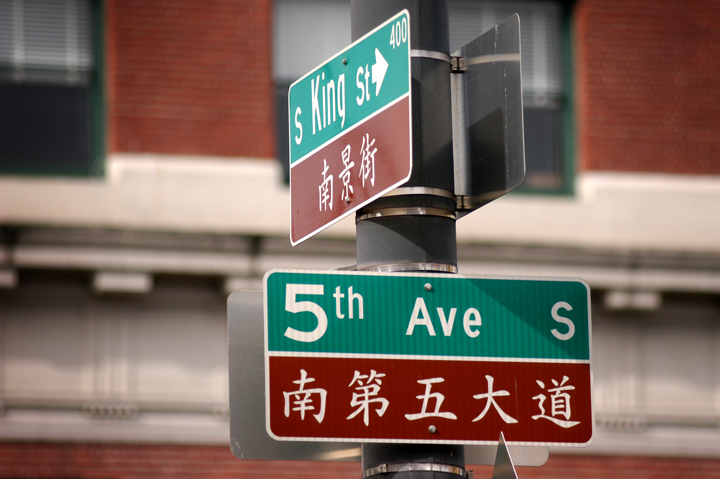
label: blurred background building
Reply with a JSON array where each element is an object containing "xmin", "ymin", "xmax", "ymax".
[{"xmin": 1, "ymin": 0, "xmax": 719, "ymax": 476}]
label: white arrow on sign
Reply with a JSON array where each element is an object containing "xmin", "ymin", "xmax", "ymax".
[{"xmin": 371, "ymin": 48, "xmax": 388, "ymax": 96}]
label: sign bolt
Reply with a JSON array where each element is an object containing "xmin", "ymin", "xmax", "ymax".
[
  {"xmin": 343, "ymin": 58, "xmax": 347, "ymax": 65},
  {"xmin": 428, "ymin": 425, "xmax": 437, "ymax": 434},
  {"xmin": 424, "ymin": 283, "xmax": 432, "ymax": 291}
]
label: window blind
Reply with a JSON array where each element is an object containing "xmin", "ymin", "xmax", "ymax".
[
  {"xmin": 0, "ymin": 0, "xmax": 93, "ymax": 85},
  {"xmin": 274, "ymin": 1, "xmax": 562, "ymax": 98},
  {"xmin": 273, "ymin": 0, "xmax": 351, "ymax": 82},
  {"xmin": 449, "ymin": 0, "xmax": 563, "ymax": 99}
]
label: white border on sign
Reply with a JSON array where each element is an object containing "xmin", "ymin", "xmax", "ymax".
[{"xmin": 262, "ymin": 269, "xmax": 594, "ymax": 447}]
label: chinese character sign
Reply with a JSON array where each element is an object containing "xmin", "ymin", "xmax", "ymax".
[
  {"xmin": 264, "ymin": 270, "xmax": 593, "ymax": 446},
  {"xmin": 290, "ymin": 97, "xmax": 411, "ymax": 245},
  {"xmin": 267, "ymin": 357, "xmax": 592, "ymax": 445},
  {"xmin": 347, "ymin": 370, "xmax": 389, "ymax": 426},
  {"xmin": 283, "ymin": 369, "xmax": 327, "ymax": 423},
  {"xmin": 315, "ymin": 135, "xmax": 377, "ymax": 214}
]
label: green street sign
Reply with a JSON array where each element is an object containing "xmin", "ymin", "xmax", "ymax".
[
  {"xmin": 288, "ymin": 10, "xmax": 412, "ymax": 245},
  {"xmin": 264, "ymin": 270, "xmax": 590, "ymax": 361},
  {"xmin": 263, "ymin": 270, "xmax": 594, "ymax": 445},
  {"xmin": 288, "ymin": 10, "xmax": 411, "ymax": 165}
]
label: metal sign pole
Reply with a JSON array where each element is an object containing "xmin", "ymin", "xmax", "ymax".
[
  {"xmin": 351, "ymin": 0, "xmax": 465, "ymax": 477},
  {"xmin": 353, "ymin": 0, "xmax": 457, "ymax": 274}
]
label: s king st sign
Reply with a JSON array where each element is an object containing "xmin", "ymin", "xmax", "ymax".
[{"xmin": 288, "ymin": 10, "xmax": 412, "ymax": 245}]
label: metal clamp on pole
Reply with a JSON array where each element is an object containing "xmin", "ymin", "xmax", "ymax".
[
  {"xmin": 451, "ymin": 55, "xmax": 464, "ymax": 72},
  {"xmin": 362, "ymin": 463, "xmax": 473, "ymax": 479},
  {"xmin": 410, "ymin": 49, "xmax": 452, "ymax": 64},
  {"xmin": 357, "ymin": 262, "xmax": 458, "ymax": 274},
  {"xmin": 382, "ymin": 187, "xmax": 456, "ymax": 201},
  {"xmin": 356, "ymin": 206, "xmax": 456, "ymax": 223}
]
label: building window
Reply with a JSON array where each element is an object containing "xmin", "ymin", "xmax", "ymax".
[
  {"xmin": 0, "ymin": 0, "xmax": 104, "ymax": 176},
  {"xmin": 449, "ymin": 0, "xmax": 572, "ymax": 194},
  {"xmin": 273, "ymin": 0, "xmax": 350, "ymax": 183},
  {"xmin": 273, "ymin": 0, "xmax": 572, "ymax": 193}
]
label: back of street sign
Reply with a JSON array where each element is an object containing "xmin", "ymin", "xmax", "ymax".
[{"xmin": 452, "ymin": 14, "xmax": 526, "ymax": 216}]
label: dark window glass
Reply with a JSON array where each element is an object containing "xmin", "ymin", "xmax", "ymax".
[
  {"xmin": 0, "ymin": 82, "xmax": 90, "ymax": 174},
  {"xmin": 523, "ymin": 106, "xmax": 563, "ymax": 190},
  {"xmin": 0, "ymin": 0, "xmax": 102, "ymax": 176}
]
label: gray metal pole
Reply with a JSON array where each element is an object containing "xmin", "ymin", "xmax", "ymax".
[
  {"xmin": 352, "ymin": 0, "xmax": 464, "ymax": 477},
  {"xmin": 353, "ymin": 0, "xmax": 457, "ymax": 274}
]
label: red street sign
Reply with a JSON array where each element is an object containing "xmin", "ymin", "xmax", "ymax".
[
  {"xmin": 290, "ymin": 97, "xmax": 411, "ymax": 244},
  {"xmin": 267, "ymin": 356, "xmax": 592, "ymax": 445}
]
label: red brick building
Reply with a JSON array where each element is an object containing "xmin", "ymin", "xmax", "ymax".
[
  {"xmin": 576, "ymin": 1, "xmax": 720, "ymax": 175},
  {"xmin": 1, "ymin": 0, "xmax": 720, "ymax": 477},
  {"xmin": 108, "ymin": 0, "xmax": 275, "ymax": 159}
]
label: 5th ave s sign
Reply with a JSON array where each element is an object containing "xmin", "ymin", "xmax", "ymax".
[{"xmin": 264, "ymin": 270, "xmax": 594, "ymax": 445}]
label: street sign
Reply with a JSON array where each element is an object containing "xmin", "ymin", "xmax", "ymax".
[
  {"xmin": 452, "ymin": 14, "xmax": 525, "ymax": 217},
  {"xmin": 288, "ymin": 10, "xmax": 412, "ymax": 245},
  {"xmin": 263, "ymin": 270, "xmax": 593, "ymax": 446},
  {"xmin": 228, "ymin": 291, "xmax": 548, "ymax": 465}
]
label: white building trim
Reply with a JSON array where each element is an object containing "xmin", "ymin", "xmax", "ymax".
[{"xmin": 0, "ymin": 154, "xmax": 719, "ymax": 253}]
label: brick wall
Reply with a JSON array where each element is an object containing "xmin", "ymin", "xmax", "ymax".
[
  {"xmin": 107, "ymin": 0, "xmax": 275, "ymax": 159},
  {"xmin": 575, "ymin": 0, "xmax": 720, "ymax": 175},
  {"xmin": 102, "ymin": 0, "xmax": 720, "ymax": 172},
  {"xmin": 2, "ymin": 443, "xmax": 720, "ymax": 478}
]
